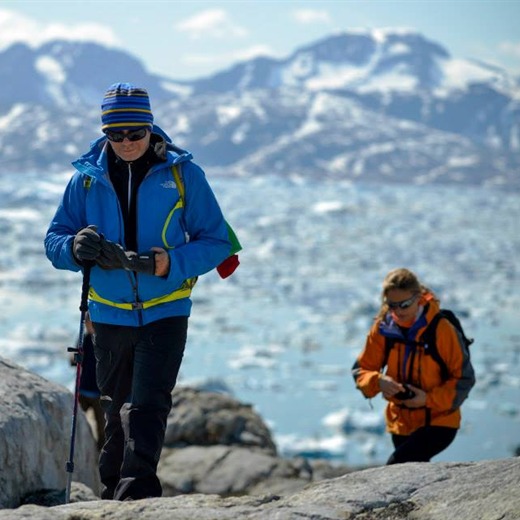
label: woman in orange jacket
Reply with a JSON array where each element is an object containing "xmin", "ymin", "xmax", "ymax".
[{"xmin": 352, "ymin": 268, "xmax": 475, "ymax": 464}]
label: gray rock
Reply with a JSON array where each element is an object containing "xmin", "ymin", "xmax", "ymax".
[
  {"xmin": 2, "ymin": 363, "xmax": 517, "ymax": 519},
  {"xmin": 20, "ymin": 482, "xmax": 98, "ymax": 507},
  {"xmin": 0, "ymin": 457, "xmax": 518, "ymax": 519},
  {"xmin": 158, "ymin": 387, "xmax": 351, "ymax": 498},
  {"xmin": 159, "ymin": 387, "xmax": 350, "ymax": 498},
  {"xmin": 164, "ymin": 387, "xmax": 277, "ymax": 454},
  {"xmin": 0, "ymin": 357, "xmax": 100, "ymax": 508},
  {"xmin": 158, "ymin": 445, "xmax": 313, "ymax": 496}
]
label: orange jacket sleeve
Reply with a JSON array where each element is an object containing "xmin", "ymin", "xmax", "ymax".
[{"xmin": 352, "ymin": 320, "xmax": 386, "ymax": 398}]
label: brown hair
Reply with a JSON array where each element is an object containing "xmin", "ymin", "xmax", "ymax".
[{"xmin": 377, "ymin": 268, "xmax": 432, "ymax": 320}]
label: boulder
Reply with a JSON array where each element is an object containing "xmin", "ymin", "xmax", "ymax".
[
  {"xmin": 164, "ymin": 387, "xmax": 277, "ymax": 454},
  {"xmin": 21, "ymin": 482, "xmax": 98, "ymax": 507},
  {"xmin": 158, "ymin": 445, "xmax": 314, "ymax": 497},
  {"xmin": 159, "ymin": 387, "xmax": 351, "ymax": 497},
  {"xmin": 0, "ymin": 364, "xmax": 341, "ymax": 507},
  {"xmin": 0, "ymin": 357, "xmax": 100, "ymax": 508}
]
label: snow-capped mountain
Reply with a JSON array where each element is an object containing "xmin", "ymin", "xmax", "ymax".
[
  {"xmin": 0, "ymin": 30, "xmax": 518, "ymax": 188},
  {"xmin": 0, "ymin": 40, "xmax": 183, "ymax": 110},
  {"xmin": 192, "ymin": 29, "xmax": 517, "ymax": 96},
  {"xmin": 152, "ymin": 89, "xmax": 513, "ymax": 188},
  {"xmin": 189, "ymin": 30, "xmax": 520, "ymax": 170}
]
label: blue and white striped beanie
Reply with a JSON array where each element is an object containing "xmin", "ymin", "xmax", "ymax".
[{"xmin": 101, "ymin": 82, "xmax": 154, "ymax": 131}]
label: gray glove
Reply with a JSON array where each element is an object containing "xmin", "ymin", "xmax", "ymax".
[
  {"xmin": 73, "ymin": 225, "xmax": 102, "ymax": 262},
  {"xmin": 96, "ymin": 238, "xmax": 156, "ymax": 275}
]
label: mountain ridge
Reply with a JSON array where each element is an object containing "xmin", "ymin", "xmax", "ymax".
[{"xmin": 0, "ymin": 29, "xmax": 518, "ymax": 188}]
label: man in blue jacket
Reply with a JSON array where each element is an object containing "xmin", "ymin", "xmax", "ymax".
[{"xmin": 45, "ymin": 83, "xmax": 231, "ymax": 500}]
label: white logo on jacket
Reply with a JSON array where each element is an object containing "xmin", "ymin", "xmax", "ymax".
[{"xmin": 160, "ymin": 181, "xmax": 178, "ymax": 189}]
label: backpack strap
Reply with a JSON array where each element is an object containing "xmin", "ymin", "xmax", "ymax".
[
  {"xmin": 161, "ymin": 165, "xmax": 190, "ymax": 248},
  {"xmin": 382, "ymin": 336, "xmax": 394, "ymax": 370},
  {"xmin": 83, "ymin": 176, "xmax": 92, "ymax": 189},
  {"xmin": 383, "ymin": 314, "xmax": 450, "ymax": 381},
  {"xmin": 438, "ymin": 309, "xmax": 474, "ymax": 348},
  {"xmin": 419, "ymin": 313, "xmax": 450, "ymax": 381},
  {"xmin": 172, "ymin": 164, "xmax": 185, "ymax": 200},
  {"xmin": 170, "ymin": 164, "xmax": 242, "ymax": 279}
]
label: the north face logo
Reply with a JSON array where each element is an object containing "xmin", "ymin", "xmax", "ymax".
[{"xmin": 160, "ymin": 180, "xmax": 178, "ymax": 189}]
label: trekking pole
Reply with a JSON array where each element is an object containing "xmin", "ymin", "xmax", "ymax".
[{"xmin": 65, "ymin": 262, "xmax": 92, "ymax": 504}]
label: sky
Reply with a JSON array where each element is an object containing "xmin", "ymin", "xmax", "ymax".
[{"xmin": 0, "ymin": 0, "xmax": 519, "ymax": 80}]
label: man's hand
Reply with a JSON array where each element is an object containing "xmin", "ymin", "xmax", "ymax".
[
  {"xmin": 122, "ymin": 251, "xmax": 156, "ymax": 275},
  {"xmin": 73, "ymin": 225, "xmax": 102, "ymax": 262},
  {"xmin": 96, "ymin": 238, "xmax": 125, "ymax": 270},
  {"xmin": 96, "ymin": 238, "xmax": 159, "ymax": 276},
  {"xmin": 151, "ymin": 247, "xmax": 170, "ymax": 277}
]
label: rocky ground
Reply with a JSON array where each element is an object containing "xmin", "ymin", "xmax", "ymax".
[{"xmin": 1, "ymin": 356, "xmax": 519, "ymax": 519}]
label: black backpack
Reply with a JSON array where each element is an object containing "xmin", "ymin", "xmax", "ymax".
[{"xmin": 383, "ymin": 309, "xmax": 474, "ymax": 381}]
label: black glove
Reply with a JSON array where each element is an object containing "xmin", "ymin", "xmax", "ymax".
[
  {"xmin": 96, "ymin": 237, "xmax": 125, "ymax": 270},
  {"xmin": 122, "ymin": 250, "xmax": 156, "ymax": 275},
  {"xmin": 73, "ymin": 225, "xmax": 102, "ymax": 262},
  {"xmin": 96, "ymin": 238, "xmax": 156, "ymax": 275}
]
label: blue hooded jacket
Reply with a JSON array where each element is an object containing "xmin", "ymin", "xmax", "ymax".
[{"xmin": 45, "ymin": 126, "xmax": 231, "ymax": 326}]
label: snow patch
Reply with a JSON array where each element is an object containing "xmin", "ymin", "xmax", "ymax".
[
  {"xmin": 35, "ymin": 55, "xmax": 66, "ymax": 83},
  {"xmin": 447, "ymin": 155, "xmax": 479, "ymax": 168},
  {"xmin": 0, "ymin": 104, "xmax": 26, "ymax": 130},
  {"xmin": 387, "ymin": 42, "xmax": 411, "ymax": 56},
  {"xmin": 160, "ymin": 81, "xmax": 192, "ymax": 97},
  {"xmin": 216, "ymin": 104, "xmax": 242, "ymax": 125}
]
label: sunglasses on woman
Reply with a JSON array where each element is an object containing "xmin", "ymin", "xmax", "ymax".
[
  {"xmin": 104, "ymin": 127, "xmax": 148, "ymax": 143},
  {"xmin": 386, "ymin": 294, "xmax": 418, "ymax": 310}
]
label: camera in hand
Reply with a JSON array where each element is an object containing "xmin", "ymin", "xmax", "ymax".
[{"xmin": 395, "ymin": 384, "xmax": 415, "ymax": 400}]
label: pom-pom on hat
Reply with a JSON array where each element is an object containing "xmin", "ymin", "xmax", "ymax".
[{"xmin": 101, "ymin": 82, "xmax": 153, "ymax": 131}]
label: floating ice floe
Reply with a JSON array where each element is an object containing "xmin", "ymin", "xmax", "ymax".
[
  {"xmin": 312, "ymin": 201, "xmax": 344, "ymax": 214},
  {"xmin": 228, "ymin": 344, "xmax": 283, "ymax": 370},
  {"xmin": 315, "ymin": 364, "xmax": 348, "ymax": 376},
  {"xmin": 308, "ymin": 380, "xmax": 338, "ymax": 392},
  {"xmin": 467, "ymin": 399, "xmax": 488, "ymax": 410},
  {"xmin": 323, "ymin": 407, "xmax": 385, "ymax": 435},
  {"xmin": 276, "ymin": 433, "xmax": 348, "ymax": 460},
  {"xmin": 496, "ymin": 402, "xmax": 520, "ymax": 417},
  {"xmin": 180, "ymin": 377, "xmax": 234, "ymax": 395},
  {"xmin": 358, "ymin": 438, "xmax": 379, "ymax": 458},
  {"xmin": 501, "ymin": 375, "xmax": 520, "ymax": 388}
]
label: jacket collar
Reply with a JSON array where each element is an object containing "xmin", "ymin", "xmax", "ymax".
[{"xmin": 71, "ymin": 124, "xmax": 193, "ymax": 181}]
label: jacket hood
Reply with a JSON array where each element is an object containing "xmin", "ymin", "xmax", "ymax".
[{"xmin": 71, "ymin": 124, "xmax": 193, "ymax": 180}]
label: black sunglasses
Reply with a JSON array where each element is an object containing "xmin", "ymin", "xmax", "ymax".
[
  {"xmin": 386, "ymin": 294, "xmax": 418, "ymax": 310},
  {"xmin": 104, "ymin": 127, "xmax": 148, "ymax": 143}
]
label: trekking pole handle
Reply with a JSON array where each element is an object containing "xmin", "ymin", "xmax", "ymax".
[{"xmin": 79, "ymin": 262, "xmax": 93, "ymax": 313}]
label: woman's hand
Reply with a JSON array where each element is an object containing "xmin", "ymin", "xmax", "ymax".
[
  {"xmin": 401, "ymin": 384, "xmax": 427, "ymax": 408},
  {"xmin": 379, "ymin": 374, "xmax": 407, "ymax": 400},
  {"xmin": 379, "ymin": 377, "xmax": 427, "ymax": 407}
]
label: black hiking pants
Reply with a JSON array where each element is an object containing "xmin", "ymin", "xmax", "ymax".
[
  {"xmin": 93, "ymin": 316, "xmax": 187, "ymax": 500},
  {"xmin": 387, "ymin": 425, "xmax": 457, "ymax": 465}
]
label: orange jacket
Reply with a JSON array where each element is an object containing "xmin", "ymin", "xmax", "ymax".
[{"xmin": 352, "ymin": 296, "xmax": 475, "ymax": 435}]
